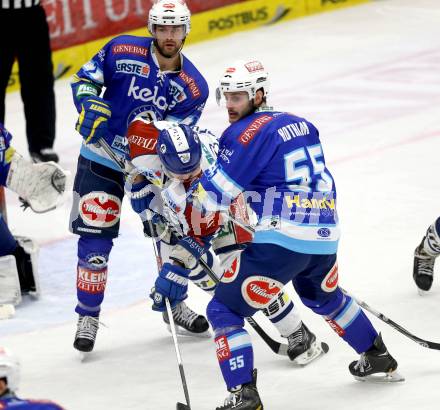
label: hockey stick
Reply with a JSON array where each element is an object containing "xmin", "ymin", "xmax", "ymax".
[
  {"xmin": 340, "ymin": 287, "xmax": 440, "ymax": 350},
  {"xmin": 152, "ymin": 239, "xmax": 192, "ymax": 410},
  {"xmin": 97, "ymin": 138, "xmax": 192, "ymax": 407},
  {"xmin": 95, "ymin": 138, "xmax": 290, "ymax": 356}
]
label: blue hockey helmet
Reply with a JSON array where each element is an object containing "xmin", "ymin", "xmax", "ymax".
[{"xmin": 157, "ymin": 123, "xmax": 202, "ymax": 175}]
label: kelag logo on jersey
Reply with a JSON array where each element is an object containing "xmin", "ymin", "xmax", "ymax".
[
  {"xmin": 116, "ymin": 59, "xmax": 150, "ymax": 78},
  {"xmin": 127, "ymin": 77, "xmax": 168, "ymax": 110}
]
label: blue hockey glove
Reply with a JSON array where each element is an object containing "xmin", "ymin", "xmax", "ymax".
[
  {"xmin": 150, "ymin": 262, "xmax": 189, "ymax": 311},
  {"xmin": 75, "ymin": 96, "xmax": 111, "ymax": 144},
  {"xmin": 129, "ymin": 179, "xmax": 154, "ymax": 214}
]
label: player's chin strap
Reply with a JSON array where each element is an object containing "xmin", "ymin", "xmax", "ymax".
[
  {"xmin": 95, "ymin": 138, "xmax": 290, "ymax": 356},
  {"xmin": 224, "ymin": 211, "xmax": 440, "ymax": 351}
]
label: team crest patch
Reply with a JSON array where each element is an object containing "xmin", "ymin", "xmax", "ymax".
[
  {"xmin": 241, "ymin": 276, "xmax": 283, "ymax": 309},
  {"xmin": 321, "ymin": 262, "xmax": 338, "ymax": 292}
]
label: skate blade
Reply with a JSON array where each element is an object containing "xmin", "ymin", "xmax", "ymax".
[
  {"xmin": 167, "ymin": 324, "xmax": 211, "ymax": 339},
  {"xmin": 293, "ymin": 341, "xmax": 329, "ymax": 366},
  {"xmin": 354, "ymin": 370, "xmax": 405, "ymax": 383},
  {"xmin": 77, "ymin": 351, "xmax": 91, "ymax": 362},
  {"xmin": 417, "ymin": 288, "xmax": 429, "ymax": 296}
]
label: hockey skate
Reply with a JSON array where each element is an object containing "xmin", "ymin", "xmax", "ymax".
[
  {"xmin": 162, "ymin": 301, "xmax": 210, "ymax": 337},
  {"xmin": 413, "ymin": 238, "xmax": 436, "ymax": 294},
  {"xmin": 349, "ymin": 333, "xmax": 404, "ymax": 383},
  {"xmin": 287, "ymin": 322, "xmax": 329, "ymax": 366},
  {"xmin": 73, "ymin": 314, "xmax": 100, "ymax": 359},
  {"xmin": 216, "ymin": 369, "xmax": 263, "ymax": 410}
]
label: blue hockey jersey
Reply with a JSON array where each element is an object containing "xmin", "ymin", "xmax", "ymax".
[
  {"xmin": 0, "ymin": 394, "xmax": 63, "ymax": 409},
  {"xmin": 0, "ymin": 123, "xmax": 13, "ymax": 187},
  {"xmin": 198, "ymin": 109, "xmax": 339, "ymax": 255},
  {"xmin": 71, "ymin": 35, "xmax": 209, "ymax": 171}
]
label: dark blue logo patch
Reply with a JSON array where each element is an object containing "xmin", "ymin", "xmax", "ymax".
[{"xmin": 317, "ymin": 228, "xmax": 331, "ymax": 238}]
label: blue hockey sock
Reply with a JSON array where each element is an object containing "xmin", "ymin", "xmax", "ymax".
[
  {"xmin": 325, "ymin": 294, "xmax": 377, "ymax": 354},
  {"xmin": 215, "ymin": 328, "xmax": 254, "ymax": 390},
  {"xmin": 75, "ymin": 237, "xmax": 112, "ymax": 317}
]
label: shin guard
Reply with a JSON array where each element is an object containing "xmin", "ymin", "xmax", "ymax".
[{"xmin": 75, "ymin": 236, "xmax": 113, "ymax": 316}]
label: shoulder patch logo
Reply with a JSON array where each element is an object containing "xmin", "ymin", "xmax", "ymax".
[
  {"xmin": 178, "ymin": 71, "xmax": 201, "ymax": 98},
  {"xmin": 238, "ymin": 115, "xmax": 274, "ymax": 146}
]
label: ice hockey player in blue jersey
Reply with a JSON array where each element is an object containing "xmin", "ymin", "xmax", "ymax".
[
  {"xmin": 152, "ymin": 60, "xmax": 403, "ymax": 409},
  {"xmin": 69, "ymin": 0, "xmax": 210, "ymax": 354},
  {"xmin": 0, "ymin": 123, "xmax": 67, "ymax": 307},
  {"xmin": 413, "ymin": 217, "xmax": 440, "ymax": 293},
  {"xmin": 0, "ymin": 347, "xmax": 64, "ymax": 409},
  {"xmin": 126, "ymin": 118, "xmax": 327, "ymax": 364}
]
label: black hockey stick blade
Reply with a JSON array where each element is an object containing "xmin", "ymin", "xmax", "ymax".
[
  {"xmin": 245, "ymin": 316, "xmax": 288, "ymax": 355},
  {"xmin": 341, "ymin": 287, "xmax": 440, "ymax": 350},
  {"xmin": 176, "ymin": 402, "xmax": 190, "ymax": 410}
]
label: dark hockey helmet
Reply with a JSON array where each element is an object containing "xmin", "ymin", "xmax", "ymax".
[{"xmin": 157, "ymin": 123, "xmax": 202, "ymax": 175}]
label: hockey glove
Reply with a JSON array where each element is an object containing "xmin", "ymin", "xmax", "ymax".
[
  {"xmin": 6, "ymin": 151, "xmax": 68, "ymax": 213},
  {"xmin": 150, "ymin": 262, "xmax": 189, "ymax": 311},
  {"xmin": 75, "ymin": 96, "xmax": 111, "ymax": 144},
  {"xmin": 129, "ymin": 179, "xmax": 155, "ymax": 214},
  {"xmin": 141, "ymin": 212, "xmax": 179, "ymax": 245},
  {"xmin": 169, "ymin": 235, "xmax": 212, "ymax": 270}
]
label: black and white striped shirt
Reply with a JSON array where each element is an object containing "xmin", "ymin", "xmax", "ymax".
[{"xmin": 0, "ymin": 0, "xmax": 40, "ymax": 8}]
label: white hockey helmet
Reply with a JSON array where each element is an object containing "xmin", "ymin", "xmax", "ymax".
[
  {"xmin": 148, "ymin": 0, "xmax": 191, "ymax": 36},
  {"xmin": 0, "ymin": 347, "xmax": 20, "ymax": 392},
  {"xmin": 216, "ymin": 59, "xmax": 270, "ymax": 105}
]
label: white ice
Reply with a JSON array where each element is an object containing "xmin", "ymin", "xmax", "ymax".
[{"xmin": 2, "ymin": 0, "xmax": 440, "ymax": 408}]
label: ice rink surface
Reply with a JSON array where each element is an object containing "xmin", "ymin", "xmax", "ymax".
[{"xmin": 2, "ymin": 0, "xmax": 440, "ymax": 408}]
